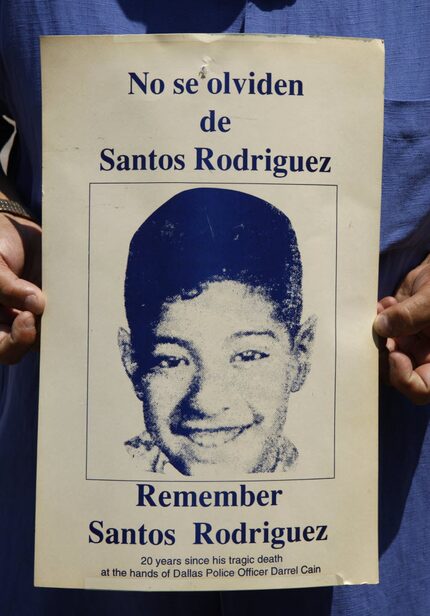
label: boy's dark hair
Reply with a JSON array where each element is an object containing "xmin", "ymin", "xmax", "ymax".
[{"xmin": 125, "ymin": 188, "xmax": 303, "ymax": 357}]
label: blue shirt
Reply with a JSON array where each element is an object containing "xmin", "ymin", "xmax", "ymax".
[{"xmin": 1, "ymin": 2, "xmax": 429, "ymax": 614}]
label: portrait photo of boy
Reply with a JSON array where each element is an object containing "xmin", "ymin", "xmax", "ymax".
[{"xmin": 117, "ymin": 188, "xmax": 317, "ymax": 476}]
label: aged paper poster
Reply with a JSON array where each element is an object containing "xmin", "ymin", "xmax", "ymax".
[{"xmin": 36, "ymin": 34, "xmax": 384, "ymax": 591}]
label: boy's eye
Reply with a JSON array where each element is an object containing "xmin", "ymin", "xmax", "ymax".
[
  {"xmin": 151, "ymin": 356, "xmax": 190, "ymax": 370},
  {"xmin": 231, "ymin": 350, "xmax": 270, "ymax": 363}
]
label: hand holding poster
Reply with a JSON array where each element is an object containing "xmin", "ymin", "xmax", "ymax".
[{"xmin": 36, "ymin": 34, "xmax": 384, "ymax": 590}]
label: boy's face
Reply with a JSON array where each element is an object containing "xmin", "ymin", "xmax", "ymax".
[{"xmin": 126, "ymin": 280, "xmax": 311, "ymax": 476}]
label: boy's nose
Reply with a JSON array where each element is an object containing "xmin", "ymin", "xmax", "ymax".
[{"xmin": 188, "ymin": 368, "xmax": 233, "ymax": 418}]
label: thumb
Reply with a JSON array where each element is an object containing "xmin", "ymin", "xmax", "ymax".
[
  {"xmin": 0, "ymin": 258, "xmax": 45, "ymax": 314},
  {"xmin": 374, "ymin": 289, "xmax": 430, "ymax": 338}
]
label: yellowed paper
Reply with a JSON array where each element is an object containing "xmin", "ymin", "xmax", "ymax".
[{"xmin": 36, "ymin": 34, "xmax": 384, "ymax": 591}]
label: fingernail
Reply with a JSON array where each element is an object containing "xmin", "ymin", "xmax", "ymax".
[
  {"xmin": 24, "ymin": 293, "xmax": 41, "ymax": 313},
  {"xmin": 374, "ymin": 313, "xmax": 389, "ymax": 337},
  {"xmin": 386, "ymin": 337, "xmax": 395, "ymax": 352}
]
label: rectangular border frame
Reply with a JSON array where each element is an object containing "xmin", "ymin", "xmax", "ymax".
[{"xmin": 86, "ymin": 181, "xmax": 338, "ymax": 483}]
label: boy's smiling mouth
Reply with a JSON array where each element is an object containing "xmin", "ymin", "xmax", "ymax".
[{"xmin": 177, "ymin": 422, "xmax": 255, "ymax": 448}]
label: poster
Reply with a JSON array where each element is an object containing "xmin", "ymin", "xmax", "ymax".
[{"xmin": 36, "ymin": 34, "xmax": 384, "ymax": 591}]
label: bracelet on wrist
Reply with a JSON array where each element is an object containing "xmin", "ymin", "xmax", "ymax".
[{"xmin": 0, "ymin": 198, "xmax": 35, "ymax": 222}]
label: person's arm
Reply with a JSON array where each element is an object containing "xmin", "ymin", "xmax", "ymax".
[
  {"xmin": 374, "ymin": 254, "xmax": 430, "ymax": 405},
  {"xmin": 0, "ymin": 176, "xmax": 45, "ymax": 364}
]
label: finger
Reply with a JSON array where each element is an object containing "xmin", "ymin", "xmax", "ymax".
[
  {"xmin": 374, "ymin": 289, "xmax": 430, "ymax": 338},
  {"xmin": 388, "ymin": 351, "xmax": 430, "ymax": 405},
  {"xmin": 391, "ymin": 333, "xmax": 430, "ymax": 366},
  {"xmin": 377, "ymin": 296, "xmax": 397, "ymax": 314},
  {"xmin": 0, "ymin": 262, "xmax": 45, "ymax": 315},
  {"xmin": 396, "ymin": 260, "xmax": 430, "ymax": 302},
  {"xmin": 0, "ymin": 311, "xmax": 38, "ymax": 364},
  {"xmin": 378, "ymin": 337, "xmax": 397, "ymax": 388}
]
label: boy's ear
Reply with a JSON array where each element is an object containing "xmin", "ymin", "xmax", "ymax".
[
  {"xmin": 118, "ymin": 327, "xmax": 138, "ymax": 379},
  {"xmin": 291, "ymin": 314, "xmax": 317, "ymax": 393}
]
